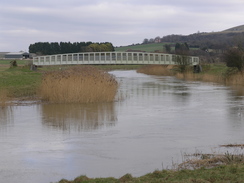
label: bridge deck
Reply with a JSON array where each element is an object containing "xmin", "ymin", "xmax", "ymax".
[{"xmin": 33, "ymin": 52, "xmax": 200, "ymax": 66}]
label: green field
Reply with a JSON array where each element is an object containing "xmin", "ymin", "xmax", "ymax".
[
  {"xmin": 0, "ymin": 66, "xmax": 42, "ymax": 97},
  {"xmin": 115, "ymin": 43, "xmax": 171, "ymax": 52},
  {"xmin": 0, "ymin": 59, "xmax": 29, "ymax": 65},
  {"xmin": 0, "ymin": 60, "xmax": 31, "ymax": 71}
]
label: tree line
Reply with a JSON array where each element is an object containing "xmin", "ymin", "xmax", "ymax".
[{"xmin": 29, "ymin": 42, "xmax": 115, "ymax": 55}]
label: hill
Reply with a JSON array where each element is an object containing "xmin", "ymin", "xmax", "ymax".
[
  {"xmin": 222, "ymin": 25, "xmax": 244, "ymax": 33},
  {"xmin": 115, "ymin": 25, "xmax": 244, "ymax": 53}
]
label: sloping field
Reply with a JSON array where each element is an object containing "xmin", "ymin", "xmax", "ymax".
[
  {"xmin": 115, "ymin": 43, "xmax": 171, "ymax": 52},
  {"xmin": 222, "ymin": 24, "xmax": 244, "ymax": 32}
]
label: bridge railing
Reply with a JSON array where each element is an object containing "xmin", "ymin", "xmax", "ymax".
[{"xmin": 33, "ymin": 52, "xmax": 200, "ymax": 66}]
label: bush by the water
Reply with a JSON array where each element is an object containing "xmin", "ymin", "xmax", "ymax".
[{"xmin": 39, "ymin": 66, "xmax": 118, "ymax": 103}]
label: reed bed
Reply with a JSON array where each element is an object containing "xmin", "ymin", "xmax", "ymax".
[
  {"xmin": 137, "ymin": 65, "xmax": 174, "ymax": 76},
  {"xmin": 175, "ymin": 72, "xmax": 225, "ymax": 83},
  {"xmin": 225, "ymin": 72, "xmax": 244, "ymax": 86},
  {"xmin": 0, "ymin": 89, "xmax": 10, "ymax": 107},
  {"xmin": 175, "ymin": 70, "xmax": 244, "ymax": 88},
  {"xmin": 138, "ymin": 65, "xmax": 244, "ymax": 88},
  {"xmin": 178, "ymin": 151, "xmax": 244, "ymax": 170},
  {"xmin": 39, "ymin": 66, "xmax": 118, "ymax": 103}
]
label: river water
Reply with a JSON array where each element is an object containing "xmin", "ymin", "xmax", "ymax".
[{"xmin": 1, "ymin": 70, "xmax": 244, "ymax": 183}]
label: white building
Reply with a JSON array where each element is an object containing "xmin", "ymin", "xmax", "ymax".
[{"xmin": 4, "ymin": 52, "xmax": 29, "ymax": 59}]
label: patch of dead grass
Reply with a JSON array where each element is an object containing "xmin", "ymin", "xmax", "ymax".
[
  {"xmin": 39, "ymin": 66, "xmax": 118, "ymax": 103},
  {"xmin": 0, "ymin": 89, "xmax": 10, "ymax": 107},
  {"xmin": 137, "ymin": 65, "xmax": 175, "ymax": 76},
  {"xmin": 178, "ymin": 151, "xmax": 244, "ymax": 170}
]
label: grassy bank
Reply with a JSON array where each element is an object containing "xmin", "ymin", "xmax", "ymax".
[
  {"xmin": 175, "ymin": 64, "xmax": 244, "ymax": 90},
  {"xmin": 137, "ymin": 63, "xmax": 244, "ymax": 89},
  {"xmin": 0, "ymin": 64, "xmax": 134, "ymax": 104},
  {"xmin": 59, "ymin": 164, "xmax": 244, "ymax": 183},
  {"xmin": 59, "ymin": 149, "xmax": 244, "ymax": 183},
  {"xmin": 0, "ymin": 66, "xmax": 42, "ymax": 99}
]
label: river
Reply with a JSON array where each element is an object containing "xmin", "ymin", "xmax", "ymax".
[{"xmin": 0, "ymin": 70, "xmax": 244, "ymax": 183}]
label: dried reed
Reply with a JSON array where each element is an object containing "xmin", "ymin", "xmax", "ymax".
[
  {"xmin": 137, "ymin": 65, "xmax": 174, "ymax": 76},
  {"xmin": 39, "ymin": 66, "xmax": 118, "ymax": 103},
  {"xmin": 225, "ymin": 72, "xmax": 244, "ymax": 86},
  {"xmin": 0, "ymin": 89, "xmax": 9, "ymax": 107},
  {"xmin": 175, "ymin": 72, "xmax": 225, "ymax": 83},
  {"xmin": 178, "ymin": 152, "xmax": 244, "ymax": 170}
]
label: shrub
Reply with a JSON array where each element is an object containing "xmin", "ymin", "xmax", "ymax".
[
  {"xmin": 10, "ymin": 60, "xmax": 18, "ymax": 68},
  {"xmin": 224, "ymin": 47, "xmax": 244, "ymax": 72}
]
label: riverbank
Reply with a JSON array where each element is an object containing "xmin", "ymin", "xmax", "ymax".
[
  {"xmin": 137, "ymin": 64, "xmax": 244, "ymax": 90},
  {"xmin": 59, "ymin": 165, "xmax": 244, "ymax": 183},
  {"xmin": 0, "ymin": 61, "xmax": 143, "ymax": 104},
  {"xmin": 59, "ymin": 150, "xmax": 244, "ymax": 183}
]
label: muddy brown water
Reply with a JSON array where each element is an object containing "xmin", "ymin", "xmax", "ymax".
[{"xmin": 1, "ymin": 70, "xmax": 244, "ymax": 183}]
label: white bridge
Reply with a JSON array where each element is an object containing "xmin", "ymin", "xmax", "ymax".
[{"xmin": 33, "ymin": 52, "xmax": 199, "ymax": 66}]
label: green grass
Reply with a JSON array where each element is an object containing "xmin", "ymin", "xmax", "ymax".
[
  {"xmin": 58, "ymin": 147, "xmax": 244, "ymax": 183},
  {"xmin": 0, "ymin": 59, "xmax": 29, "ymax": 65},
  {"xmin": 0, "ymin": 66, "xmax": 42, "ymax": 98},
  {"xmin": 200, "ymin": 63, "xmax": 229, "ymax": 75},
  {"xmin": 115, "ymin": 43, "xmax": 171, "ymax": 52},
  {"xmin": 0, "ymin": 60, "xmax": 31, "ymax": 72},
  {"xmin": 59, "ymin": 164, "xmax": 244, "ymax": 183}
]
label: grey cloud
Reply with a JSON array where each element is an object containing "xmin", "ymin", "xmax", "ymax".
[{"xmin": 0, "ymin": 0, "xmax": 244, "ymax": 51}]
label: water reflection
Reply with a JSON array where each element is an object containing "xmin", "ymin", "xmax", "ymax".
[
  {"xmin": 230, "ymin": 85, "xmax": 244, "ymax": 97},
  {"xmin": 0, "ymin": 106, "xmax": 14, "ymax": 129},
  {"xmin": 120, "ymin": 76, "xmax": 191, "ymax": 98},
  {"xmin": 227, "ymin": 94, "xmax": 244, "ymax": 129},
  {"xmin": 41, "ymin": 102, "xmax": 117, "ymax": 131}
]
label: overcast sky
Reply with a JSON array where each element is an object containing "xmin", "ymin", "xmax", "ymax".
[{"xmin": 0, "ymin": 0, "xmax": 244, "ymax": 52}]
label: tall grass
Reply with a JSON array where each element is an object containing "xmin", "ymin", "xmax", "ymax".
[
  {"xmin": 137, "ymin": 65, "xmax": 174, "ymax": 76},
  {"xmin": 0, "ymin": 89, "xmax": 9, "ymax": 107},
  {"xmin": 175, "ymin": 68, "xmax": 244, "ymax": 87},
  {"xmin": 225, "ymin": 72, "xmax": 244, "ymax": 85},
  {"xmin": 39, "ymin": 66, "xmax": 118, "ymax": 103},
  {"xmin": 175, "ymin": 71, "xmax": 225, "ymax": 83},
  {"xmin": 137, "ymin": 64, "xmax": 244, "ymax": 90},
  {"xmin": 179, "ymin": 151, "xmax": 244, "ymax": 170}
]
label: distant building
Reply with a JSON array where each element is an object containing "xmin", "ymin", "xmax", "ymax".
[
  {"xmin": 0, "ymin": 52, "xmax": 9, "ymax": 59},
  {"xmin": 4, "ymin": 52, "xmax": 30, "ymax": 59}
]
